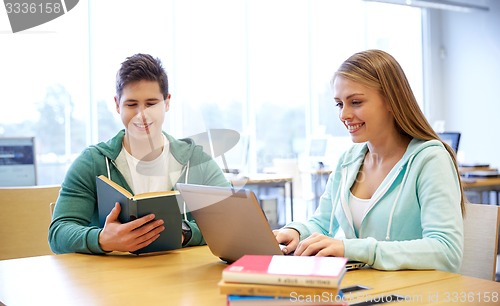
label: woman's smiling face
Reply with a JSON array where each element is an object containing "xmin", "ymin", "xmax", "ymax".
[{"xmin": 333, "ymin": 76, "xmax": 394, "ymax": 144}]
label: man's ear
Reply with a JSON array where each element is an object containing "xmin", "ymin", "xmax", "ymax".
[
  {"xmin": 165, "ymin": 93, "xmax": 171, "ymax": 112},
  {"xmin": 114, "ymin": 96, "xmax": 120, "ymax": 114}
]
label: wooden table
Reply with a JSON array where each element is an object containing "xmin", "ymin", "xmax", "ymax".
[
  {"xmin": 0, "ymin": 246, "xmax": 227, "ymax": 306},
  {"xmin": 462, "ymin": 177, "xmax": 500, "ymax": 204},
  {"xmin": 1, "ymin": 246, "xmax": 500, "ymax": 306},
  {"xmin": 350, "ymin": 274, "xmax": 500, "ymax": 305}
]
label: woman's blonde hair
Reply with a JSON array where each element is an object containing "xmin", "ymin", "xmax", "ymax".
[{"xmin": 333, "ymin": 49, "xmax": 466, "ymax": 214}]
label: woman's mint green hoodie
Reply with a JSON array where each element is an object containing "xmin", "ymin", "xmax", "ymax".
[
  {"xmin": 286, "ymin": 138, "xmax": 464, "ymax": 272},
  {"xmin": 48, "ymin": 130, "xmax": 230, "ymax": 254}
]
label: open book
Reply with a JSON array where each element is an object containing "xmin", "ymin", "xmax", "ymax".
[{"xmin": 96, "ymin": 175, "xmax": 182, "ymax": 254}]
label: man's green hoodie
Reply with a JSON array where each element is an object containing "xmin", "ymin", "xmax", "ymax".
[{"xmin": 48, "ymin": 130, "xmax": 230, "ymax": 254}]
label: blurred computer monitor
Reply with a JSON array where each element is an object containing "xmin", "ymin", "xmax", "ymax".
[
  {"xmin": 308, "ymin": 138, "xmax": 328, "ymax": 157},
  {"xmin": 437, "ymin": 132, "xmax": 461, "ymax": 153},
  {"xmin": 305, "ymin": 137, "xmax": 328, "ymax": 169},
  {"xmin": 0, "ymin": 137, "xmax": 37, "ymax": 186}
]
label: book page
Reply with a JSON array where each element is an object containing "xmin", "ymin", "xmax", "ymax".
[
  {"xmin": 133, "ymin": 190, "xmax": 179, "ymax": 200},
  {"xmin": 267, "ymin": 256, "xmax": 346, "ymax": 277}
]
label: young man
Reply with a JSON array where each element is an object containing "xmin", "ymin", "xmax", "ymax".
[{"xmin": 48, "ymin": 53, "xmax": 230, "ymax": 254}]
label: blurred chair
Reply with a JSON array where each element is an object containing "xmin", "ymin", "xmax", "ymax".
[
  {"xmin": 460, "ymin": 203, "xmax": 500, "ymax": 280},
  {"xmin": 0, "ymin": 185, "xmax": 60, "ymax": 260},
  {"xmin": 272, "ymin": 158, "xmax": 315, "ymax": 221},
  {"xmin": 272, "ymin": 158, "xmax": 301, "ymax": 195},
  {"xmin": 50, "ymin": 202, "xmax": 56, "ymax": 216}
]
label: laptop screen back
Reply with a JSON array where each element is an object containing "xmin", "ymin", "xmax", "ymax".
[{"xmin": 176, "ymin": 183, "xmax": 283, "ymax": 263}]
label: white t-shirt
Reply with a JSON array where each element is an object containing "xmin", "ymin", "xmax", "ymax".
[
  {"xmin": 349, "ymin": 191, "xmax": 371, "ymax": 234},
  {"xmin": 123, "ymin": 135, "xmax": 171, "ymax": 194}
]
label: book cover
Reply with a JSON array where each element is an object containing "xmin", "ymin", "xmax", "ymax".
[
  {"xmin": 222, "ymin": 255, "xmax": 348, "ymax": 288},
  {"xmin": 218, "ymin": 280, "xmax": 339, "ymax": 297},
  {"xmin": 96, "ymin": 175, "xmax": 183, "ymax": 254},
  {"xmin": 226, "ymin": 294, "xmax": 348, "ymax": 306}
]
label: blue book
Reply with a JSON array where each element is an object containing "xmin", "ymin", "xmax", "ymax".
[{"xmin": 226, "ymin": 292, "xmax": 347, "ymax": 305}]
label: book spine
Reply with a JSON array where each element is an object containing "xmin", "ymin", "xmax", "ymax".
[
  {"xmin": 128, "ymin": 198, "xmax": 138, "ymax": 221},
  {"xmin": 220, "ymin": 284, "xmax": 338, "ymax": 297},
  {"xmin": 222, "ymin": 272, "xmax": 341, "ymax": 288}
]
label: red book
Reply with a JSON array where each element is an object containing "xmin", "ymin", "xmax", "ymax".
[{"xmin": 222, "ymin": 255, "xmax": 348, "ymax": 288}]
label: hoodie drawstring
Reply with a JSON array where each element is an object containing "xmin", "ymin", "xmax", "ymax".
[
  {"xmin": 183, "ymin": 160, "xmax": 190, "ymax": 222},
  {"xmin": 330, "ymin": 167, "xmax": 347, "ymax": 236},
  {"xmin": 105, "ymin": 157, "xmax": 111, "ymax": 179}
]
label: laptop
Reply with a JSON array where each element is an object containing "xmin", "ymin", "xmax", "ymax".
[{"xmin": 176, "ymin": 183, "xmax": 365, "ymax": 269}]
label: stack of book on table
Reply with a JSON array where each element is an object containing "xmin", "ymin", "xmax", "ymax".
[{"xmin": 219, "ymin": 255, "xmax": 349, "ymax": 306}]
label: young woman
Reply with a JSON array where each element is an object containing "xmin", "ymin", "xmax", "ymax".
[{"xmin": 274, "ymin": 49, "xmax": 465, "ymax": 272}]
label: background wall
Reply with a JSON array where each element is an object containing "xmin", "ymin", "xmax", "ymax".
[{"xmin": 429, "ymin": 0, "xmax": 500, "ymax": 167}]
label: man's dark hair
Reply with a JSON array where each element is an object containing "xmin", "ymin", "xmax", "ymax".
[{"xmin": 115, "ymin": 53, "xmax": 169, "ymax": 100}]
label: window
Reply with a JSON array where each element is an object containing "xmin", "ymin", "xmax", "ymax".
[
  {"xmin": 0, "ymin": 0, "xmax": 422, "ymax": 185},
  {"xmin": 0, "ymin": 2, "xmax": 89, "ymax": 185}
]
